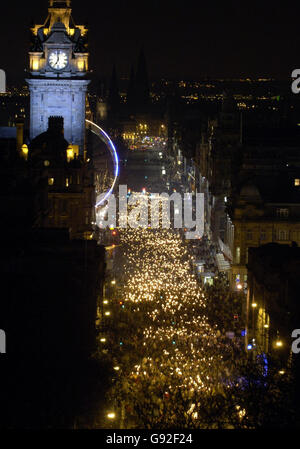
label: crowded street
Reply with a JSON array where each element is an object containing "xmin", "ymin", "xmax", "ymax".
[{"xmin": 95, "ymin": 141, "xmax": 248, "ymax": 429}]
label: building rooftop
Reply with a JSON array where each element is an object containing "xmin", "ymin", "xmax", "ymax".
[{"xmin": 0, "ymin": 126, "xmax": 16, "ymax": 139}]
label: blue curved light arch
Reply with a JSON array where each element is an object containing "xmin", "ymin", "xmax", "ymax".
[{"xmin": 85, "ymin": 119, "xmax": 119, "ymax": 207}]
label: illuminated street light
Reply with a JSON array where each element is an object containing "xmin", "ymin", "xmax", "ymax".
[
  {"xmin": 107, "ymin": 412, "xmax": 116, "ymax": 419},
  {"xmin": 275, "ymin": 340, "xmax": 283, "ymax": 348},
  {"xmin": 100, "ymin": 338, "xmax": 106, "ymax": 343},
  {"xmin": 113, "ymin": 366, "xmax": 120, "ymax": 371},
  {"xmin": 251, "ymin": 302, "xmax": 257, "ymax": 308},
  {"xmin": 105, "ymin": 311, "xmax": 111, "ymax": 316}
]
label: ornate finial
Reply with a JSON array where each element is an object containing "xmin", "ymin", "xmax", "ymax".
[{"xmin": 49, "ymin": 1, "xmax": 71, "ymax": 7}]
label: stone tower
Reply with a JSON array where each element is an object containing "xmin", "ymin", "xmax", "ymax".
[{"xmin": 26, "ymin": 1, "xmax": 90, "ymax": 154}]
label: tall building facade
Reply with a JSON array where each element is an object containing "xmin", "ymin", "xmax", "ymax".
[{"xmin": 26, "ymin": 1, "xmax": 90, "ymax": 154}]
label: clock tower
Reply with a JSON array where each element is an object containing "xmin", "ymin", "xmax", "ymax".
[{"xmin": 26, "ymin": 0, "xmax": 90, "ymax": 154}]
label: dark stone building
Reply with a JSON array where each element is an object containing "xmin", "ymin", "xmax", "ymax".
[
  {"xmin": 0, "ymin": 115, "xmax": 106, "ymax": 428},
  {"xmin": 247, "ymin": 243, "xmax": 300, "ymax": 362}
]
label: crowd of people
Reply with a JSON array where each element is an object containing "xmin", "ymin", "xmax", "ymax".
[
  {"xmin": 93, "ymin": 178, "xmax": 295, "ymax": 429},
  {"xmin": 97, "ymin": 224, "xmax": 255, "ymax": 429}
]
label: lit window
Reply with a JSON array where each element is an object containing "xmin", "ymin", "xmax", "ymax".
[
  {"xmin": 295, "ymin": 179, "xmax": 300, "ymax": 186},
  {"xmin": 246, "ymin": 230, "xmax": 253, "ymax": 241},
  {"xmin": 65, "ymin": 178, "xmax": 69, "ymax": 187},
  {"xmin": 77, "ymin": 59, "xmax": 85, "ymax": 71},
  {"xmin": 260, "ymin": 231, "xmax": 266, "ymax": 241},
  {"xmin": 278, "ymin": 230, "xmax": 289, "ymax": 241},
  {"xmin": 276, "ymin": 208, "xmax": 289, "ymax": 218},
  {"xmin": 235, "ymin": 247, "xmax": 240, "ymax": 264},
  {"xmin": 48, "ymin": 178, "xmax": 54, "ymax": 186}
]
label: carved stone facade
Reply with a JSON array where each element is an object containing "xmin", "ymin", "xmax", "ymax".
[{"xmin": 27, "ymin": 79, "xmax": 89, "ymax": 150}]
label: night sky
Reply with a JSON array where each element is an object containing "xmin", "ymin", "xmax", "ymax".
[{"xmin": 2, "ymin": 0, "xmax": 300, "ymax": 85}]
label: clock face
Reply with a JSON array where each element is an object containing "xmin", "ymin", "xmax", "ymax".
[{"xmin": 49, "ymin": 50, "xmax": 68, "ymax": 70}]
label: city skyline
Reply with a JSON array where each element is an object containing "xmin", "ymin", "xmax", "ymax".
[
  {"xmin": 2, "ymin": 0, "xmax": 300, "ymax": 433},
  {"xmin": 2, "ymin": 0, "xmax": 300, "ymax": 85}
]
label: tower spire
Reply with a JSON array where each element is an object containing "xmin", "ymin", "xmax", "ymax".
[
  {"xmin": 48, "ymin": 0, "xmax": 72, "ymax": 30},
  {"xmin": 135, "ymin": 46, "xmax": 150, "ymax": 112},
  {"xmin": 108, "ymin": 64, "xmax": 120, "ymax": 113}
]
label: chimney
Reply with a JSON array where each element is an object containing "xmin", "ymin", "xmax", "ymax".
[{"xmin": 48, "ymin": 116, "xmax": 64, "ymax": 135}]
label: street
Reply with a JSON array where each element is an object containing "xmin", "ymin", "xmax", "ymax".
[{"xmin": 96, "ymin": 141, "xmax": 243, "ymax": 429}]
